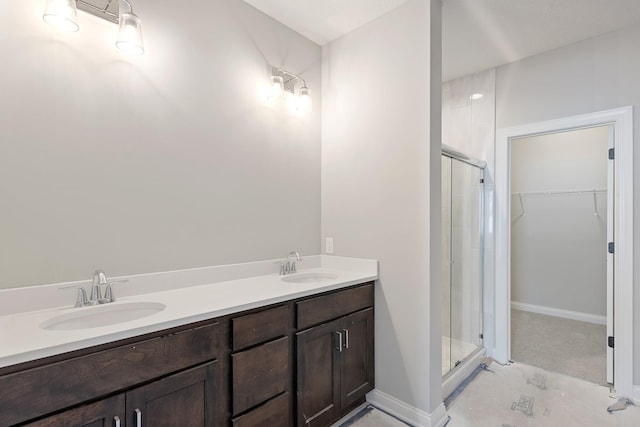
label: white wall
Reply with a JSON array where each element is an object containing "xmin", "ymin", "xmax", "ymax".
[
  {"xmin": 496, "ymin": 23, "xmax": 640, "ymax": 384},
  {"xmin": 0, "ymin": 0, "xmax": 321, "ymax": 289},
  {"xmin": 322, "ymin": 0, "xmax": 444, "ymax": 418},
  {"xmin": 511, "ymin": 127, "xmax": 609, "ymax": 317}
]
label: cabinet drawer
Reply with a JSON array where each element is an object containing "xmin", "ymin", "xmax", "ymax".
[
  {"xmin": 232, "ymin": 392, "xmax": 290, "ymax": 427},
  {"xmin": 232, "ymin": 304, "xmax": 291, "ymax": 351},
  {"xmin": 296, "ymin": 283, "xmax": 374, "ymax": 330},
  {"xmin": 0, "ymin": 320, "xmax": 226, "ymax": 426},
  {"xmin": 232, "ymin": 336, "xmax": 289, "ymax": 415}
]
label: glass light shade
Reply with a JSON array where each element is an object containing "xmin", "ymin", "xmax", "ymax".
[
  {"xmin": 42, "ymin": 0, "xmax": 79, "ymax": 32},
  {"xmin": 268, "ymin": 75, "xmax": 284, "ymax": 100},
  {"xmin": 298, "ymin": 86, "xmax": 312, "ymax": 112},
  {"xmin": 116, "ymin": 12, "xmax": 145, "ymax": 55}
]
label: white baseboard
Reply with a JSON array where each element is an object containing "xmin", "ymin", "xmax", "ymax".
[
  {"xmin": 511, "ymin": 301, "xmax": 606, "ymax": 325},
  {"xmin": 366, "ymin": 389, "xmax": 449, "ymax": 427},
  {"xmin": 633, "ymin": 385, "xmax": 640, "ymax": 405}
]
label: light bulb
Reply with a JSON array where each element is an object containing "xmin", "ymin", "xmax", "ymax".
[
  {"xmin": 42, "ymin": 0, "xmax": 79, "ymax": 32},
  {"xmin": 116, "ymin": 12, "xmax": 145, "ymax": 55},
  {"xmin": 297, "ymin": 86, "xmax": 312, "ymax": 112},
  {"xmin": 268, "ymin": 75, "xmax": 284, "ymax": 100}
]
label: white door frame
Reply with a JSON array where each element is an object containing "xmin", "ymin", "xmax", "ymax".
[{"xmin": 493, "ymin": 106, "xmax": 634, "ymax": 398}]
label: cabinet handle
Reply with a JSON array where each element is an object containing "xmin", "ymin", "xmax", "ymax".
[
  {"xmin": 343, "ymin": 328, "xmax": 349, "ymax": 349},
  {"xmin": 135, "ymin": 408, "xmax": 142, "ymax": 427},
  {"xmin": 114, "ymin": 416, "xmax": 121, "ymax": 427},
  {"xmin": 335, "ymin": 331, "xmax": 343, "ymax": 352}
]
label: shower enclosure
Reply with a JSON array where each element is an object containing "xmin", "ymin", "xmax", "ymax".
[{"xmin": 441, "ymin": 146, "xmax": 485, "ymax": 379}]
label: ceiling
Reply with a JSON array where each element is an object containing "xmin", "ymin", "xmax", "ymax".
[{"xmin": 242, "ymin": 0, "xmax": 640, "ymax": 81}]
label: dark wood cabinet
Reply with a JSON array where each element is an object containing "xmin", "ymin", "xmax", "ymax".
[
  {"xmin": 26, "ymin": 362, "xmax": 221, "ymax": 427},
  {"xmin": 24, "ymin": 395, "xmax": 125, "ymax": 427},
  {"xmin": 126, "ymin": 361, "xmax": 220, "ymax": 427},
  {"xmin": 231, "ymin": 304, "xmax": 293, "ymax": 426},
  {"xmin": 231, "ymin": 391, "xmax": 290, "ymax": 427},
  {"xmin": 2, "ymin": 319, "xmax": 228, "ymax": 427},
  {"xmin": 296, "ymin": 284, "xmax": 375, "ymax": 427},
  {"xmin": 296, "ymin": 318, "xmax": 342, "ymax": 426},
  {"xmin": 339, "ymin": 308, "xmax": 375, "ymax": 409}
]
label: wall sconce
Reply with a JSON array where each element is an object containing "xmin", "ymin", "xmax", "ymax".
[
  {"xmin": 42, "ymin": 0, "xmax": 145, "ymax": 55},
  {"xmin": 268, "ymin": 67, "xmax": 312, "ymax": 112}
]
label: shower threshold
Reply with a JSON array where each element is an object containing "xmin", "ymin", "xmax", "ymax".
[{"xmin": 442, "ymin": 346, "xmax": 487, "ymax": 400}]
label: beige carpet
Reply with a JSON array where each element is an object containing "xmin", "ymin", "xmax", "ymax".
[
  {"xmin": 447, "ymin": 360, "xmax": 640, "ymax": 427},
  {"xmin": 511, "ymin": 309, "xmax": 607, "ymax": 385}
]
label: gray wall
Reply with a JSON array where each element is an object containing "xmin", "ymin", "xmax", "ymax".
[
  {"xmin": 322, "ymin": 0, "xmax": 443, "ymax": 414},
  {"xmin": 511, "ymin": 128, "xmax": 609, "ymax": 317},
  {"xmin": 496, "ymin": 22, "xmax": 640, "ymax": 384},
  {"xmin": 0, "ymin": 0, "xmax": 321, "ymax": 289}
]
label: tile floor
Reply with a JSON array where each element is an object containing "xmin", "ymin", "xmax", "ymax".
[{"xmin": 345, "ymin": 361, "xmax": 640, "ymax": 427}]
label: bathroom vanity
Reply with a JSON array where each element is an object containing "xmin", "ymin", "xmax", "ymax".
[{"xmin": 0, "ymin": 257, "xmax": 376, "ymax": 427}]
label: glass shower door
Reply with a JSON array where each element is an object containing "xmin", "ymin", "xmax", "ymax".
[{"xmin": 442, "ymin": 155, "xmax": 484, "ymax": 377}]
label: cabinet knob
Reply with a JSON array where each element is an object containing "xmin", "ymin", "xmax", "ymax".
[
  {"xmin": 343, "ymin": 329, "xmax": 349, "ymax": 349},
  {"xmin": 114, "ymin": 416, "xmax": 121, "ymax": 427},
  {"xmin": 335, "ymin": 331, "xmax": 343, "ymax": 352}
]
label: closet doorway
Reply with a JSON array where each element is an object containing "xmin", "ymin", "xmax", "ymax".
[
  {"xmin": 493, "ymin": 107, "xmax": 634, "ymax": 399},
  {"xmin": 509, "ymin": 126, "xmax": 610, "ymax": 385}
]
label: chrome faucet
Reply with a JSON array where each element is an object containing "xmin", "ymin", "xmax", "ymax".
[
  {"xmin": 280, "ymin": 251, "xmax": 302, "ymax": 275},
  {"xmin": 91, "ymin": 270, "xmax": 108, "ymax": 304},
  {"xmin": 60, "ymin": 270, "xmax": 127, "ymax": 307}
]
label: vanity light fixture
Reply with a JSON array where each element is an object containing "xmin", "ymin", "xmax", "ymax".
[
  {"xmin": 42, "ymin": 0, "xmax": 145, "ymax": 55},
  {"xmin": 269, "ymin": 68, "xmax": 312, "ymax": 111}
]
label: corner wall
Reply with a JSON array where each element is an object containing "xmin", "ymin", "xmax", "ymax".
[{"xmin": 322, "ymin": 0, "xmax": 445, "ymax": 422}]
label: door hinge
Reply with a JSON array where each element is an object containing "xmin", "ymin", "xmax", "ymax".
[
  {"xmin": 609, "ymin": 148, "xmax": 615, "ymax": 160},
  {"xmin": 608, "ymin": 336, "xmax": 614, "ymax": 348},
  {"xmin": 480, "ymin": 178, "xmax": 485, "ymax": 184},
  {"xmin": 608, "ymin": 242, "xmax": 615, "ymax": 254},
  {"xmin": 479, "ymin": 333, "xmax": 484, "ymax": 339}
]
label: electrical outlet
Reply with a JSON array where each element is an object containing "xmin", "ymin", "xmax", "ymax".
[{"xmin": 326, "ymin": 237, "xmax": 334, "ymax": 254}]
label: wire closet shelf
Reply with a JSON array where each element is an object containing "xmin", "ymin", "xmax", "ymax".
[{"xmin": 511, "ymin": 188, "xmax": 606, "ymax": 217}]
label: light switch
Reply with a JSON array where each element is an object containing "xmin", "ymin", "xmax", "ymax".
[{"xmin": 326, "ymin": 237, "xmax": 334, "ymax": 254}]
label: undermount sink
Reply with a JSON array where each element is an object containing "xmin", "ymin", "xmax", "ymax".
[
  {"xmin": 40, "ymin": 302, "xmax": 166, "ymax": 331},
  {"xmin": 281, "ymin": 272, "xmax": 338, "ymax": 284}
]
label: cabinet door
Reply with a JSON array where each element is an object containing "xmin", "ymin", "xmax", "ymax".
[
  {"xmin": 23, "ymin": 394, "xmax": 125, "ymax": 427},
  {"xmin": 126, "ymin": 361, "xmax": 220, "ymax": 427},
  {"xmin": 339, "ymin": 308, "xmax": 375, "ymax": 410},
  {"xmin": 296, "ymin": 320, "xmax": 341, "ymax": 426}
]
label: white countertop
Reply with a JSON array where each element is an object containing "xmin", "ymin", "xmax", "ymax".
[{"xmin": 0, "ymin": 256, "xmax": 377, "ymax": 369}]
